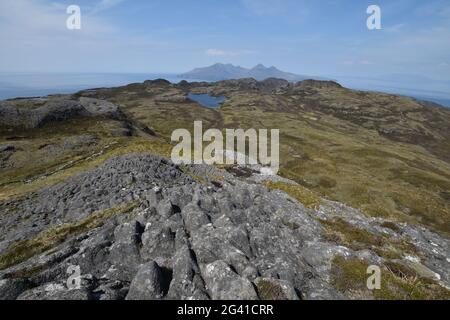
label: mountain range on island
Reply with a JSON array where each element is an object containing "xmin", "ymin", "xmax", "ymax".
[{"xmin": 180, "ymin": 63, "xmax": 330, "ymax": 82}]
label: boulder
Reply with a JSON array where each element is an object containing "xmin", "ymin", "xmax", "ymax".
[
  {"xmin": 201, "ymin": 260, "xmax": 258, "ymax": 300},
  {"xmin": 126, "ymin": 261, "xmax": 167, "ymax": 300}
]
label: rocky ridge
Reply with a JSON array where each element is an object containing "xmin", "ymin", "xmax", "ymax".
[{"xmin": 0, "ymin": 154, "xmax": 448, "ymax": 300}]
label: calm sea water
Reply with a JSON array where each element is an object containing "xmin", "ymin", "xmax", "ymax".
[
  {"xmin": 0, "ymin": 73, "xmax": 201, "ymax": 100},
  {"xmin": 336, "ymin": 76, "xmax": 450, "ymax": 108}
]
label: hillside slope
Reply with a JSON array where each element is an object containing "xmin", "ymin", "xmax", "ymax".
[{"xmin": 0, "ymin": 79, "xmax": 449, "ymax": 300}]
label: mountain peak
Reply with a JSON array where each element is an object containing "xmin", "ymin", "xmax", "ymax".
[
  {"xmin": 212, "ymin": 63, "xmax": 232, "ymax": 66},
  {"xmin": 253, "ymin": 64, "xmax": 267, "ymax": 69},
  {"xmin": 181, "ymin": 63, "xmax": 330, "ymax": 82}
]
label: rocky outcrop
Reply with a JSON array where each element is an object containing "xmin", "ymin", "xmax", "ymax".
[
  {"xmin": 79, "ymin": 97, "xmax": 119, "ymax": 115},
  {"xmin": 0, "ymin": 99, "xmax": 87, "ymax": 129},
  {"xmin": 0, "ymin": 103, "xmax": 21, "ymax": 127},
  {"xmin": 0, "ymin": 154, "xmax": 448, "ymax": 300},
  {"xmin": 0, "ymin": 97, "xmax": 121, "ymax": 129},
  {"xmin": 295, "ymin": 79, "xmax": 342, "ymax": 90}
]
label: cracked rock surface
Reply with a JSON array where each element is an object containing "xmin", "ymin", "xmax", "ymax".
[{"xmin": 0, "ymin": 154, "xmax": 448, "ymax": 300}]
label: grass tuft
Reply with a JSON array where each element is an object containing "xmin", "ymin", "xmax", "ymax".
[
  {"xmin": 265, "ymin": 181, "xmax": 322, "ymax": 209},
  {"xmin": 320, "ymin": 218, "xmax": 418, "ymax": 260},
  {"xmin": 256, "ymin": 279, "xmax": 288, "ymax": 300},
  {"xmin": 331, "ymin": 255, "xmax": 450, "ymax": 300}
]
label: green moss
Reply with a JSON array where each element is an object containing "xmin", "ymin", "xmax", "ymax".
[
  {"xmin": 380, "ymin": 221, "xmax": 401, "ymax": 232},
  {"xmin": 4, "ymin": 264, "xmax": 47, "ymax": 279},
  {"xmin": 265, "ymin": 181, "xmax": 322, "ymax": 209},
  {"xmin": 384, "ymin": 261, "xmax": 418, "ymax": 279},
  {"xmin": 320, "ymin": 218, "xmax": 418, "ymax": 260},
  {"xmin": 318, "ymin": 176, "xmax": 337, "ymax": 189},
  {"xmin": 331, "ymin": 256, "xmax": 369, "ymax": 294},
  {"xmin": 0, "ymin": 202, "xmax": 138, "ymax": 271},
  {"xmin": 320, "ymin": 218, "xmax": 385, "ymax": 250},
  {"xmin": 256, "ymin": 279, "xmax": 287, "ymax": 300},
  {"xmin": 331, "ymin": 256, "xmax": 450, "ymax": 300}
]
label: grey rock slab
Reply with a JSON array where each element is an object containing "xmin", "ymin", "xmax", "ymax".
[
  {"xmin": 126, "ymin": 261, "xmax": 168, "ymax": 300},
  {"xmin": 17, "ymin": 283, "xmax": 92, "ymax": 300},
  {"xmin": 0, "ymin": 279, "xmax": 31, "ymax": 300},
  {"xmin": 201, "ymin": 260, "xmax": 258, "ymax": 300}
]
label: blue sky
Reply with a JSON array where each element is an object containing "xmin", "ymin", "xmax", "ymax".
[{"xmin": 0, "ymin": 0, "xmax": 449, "ymax": 81}]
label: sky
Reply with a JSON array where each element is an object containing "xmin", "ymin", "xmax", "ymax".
[{"xmin": 0, "ymin": 0, "xmax": 449, "ymax": 81}]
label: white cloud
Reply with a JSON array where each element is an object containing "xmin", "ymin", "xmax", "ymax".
[{"xmin": 205, "ymin": 48, "xmax": 256, "ymax": 57}]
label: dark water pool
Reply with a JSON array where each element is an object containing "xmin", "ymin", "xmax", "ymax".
[{"xmin": 188, "ymin": 93, "xmax": 226, "ymax": 109}]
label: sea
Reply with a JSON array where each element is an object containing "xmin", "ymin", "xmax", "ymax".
[{"xmin": 0, "ymin": 73, "xmax": 200, "ymax": 100}]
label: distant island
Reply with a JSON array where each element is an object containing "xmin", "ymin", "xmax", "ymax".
[{"xmin": 179, "ymin": 63, "xmax": 330, "ymax": 82}]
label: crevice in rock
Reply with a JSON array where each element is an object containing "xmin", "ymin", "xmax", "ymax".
[
  {"xmin": 172, "ymin": 205, "xmax": 181, "ymax": 214},
  {"xmin": 135, "ymin": 221, "xmax": 145, "ymax": 248},
  {"xmin": 159, "ymin": 266, "xmax": 173, "ymax": 296}
]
